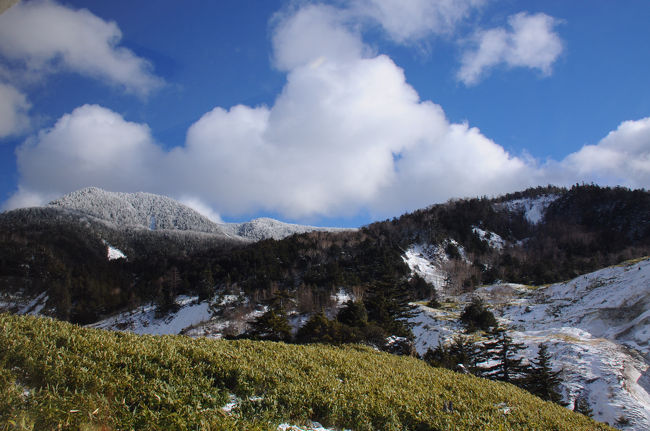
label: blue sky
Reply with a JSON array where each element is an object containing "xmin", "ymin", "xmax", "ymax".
[{"xmin": 0, "ymin": 0, "xmax": 649, "ymax": 227}]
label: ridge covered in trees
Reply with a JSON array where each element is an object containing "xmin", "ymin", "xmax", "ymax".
[{"xmin": 1, "ymin": 184, "xmax": 649, "ymax": 326}]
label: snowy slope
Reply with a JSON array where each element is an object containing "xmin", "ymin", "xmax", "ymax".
[
  {"xmin": 495, "ymin": 194, "xmax": 559, "ymax": 224},
  {"xmin": 222, "ymin": 217, "xmax": 354, "ymax": 241},
  {"xmin": 402, "ymin": 244, "xmax": 448, "ymax": 290},
  {"xmin": 405, "ymin": 256, "xmax": 650, "ymax": 430},
  {"xmin": 88, "ymin": 295, "xmax": 213, "ymax": 336},
  {"xmin": 50, "ymin": 187, "xmax": 224, "ymax": 233},
  {"xmin": 49, "ymin": 187, "xmax": 353, "ymax": 241}
]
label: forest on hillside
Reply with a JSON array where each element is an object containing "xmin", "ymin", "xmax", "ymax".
[{"xmin": 1, "ymin": 184, "xmax": 649, "ymax": 327}]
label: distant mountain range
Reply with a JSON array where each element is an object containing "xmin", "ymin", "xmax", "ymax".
[{"xmin": 48, "ymin": 187, "xmax": 352, "ymax": 241}]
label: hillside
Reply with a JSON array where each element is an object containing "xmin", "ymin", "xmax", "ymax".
[
  {"xmin": 407, "ymin": 256, "xmax": 650, "ymax": 429},
  {"xmin": 49, "ymin": 187, "xmax": 227, "ymax": 234},
  {"xmin": 2, "ymin": 184, "xmax": 650, "ymax": 428},
  {"xmin": 0, "ymin": 313, "xmax": 611, "ymax": 431},
  {"xmin": 2, "ymin": 184, "xmax": 650, "ymax": 331},
  {"xmin": 49, "ymin": 187, "xmax": 353, "ymax": 242}
]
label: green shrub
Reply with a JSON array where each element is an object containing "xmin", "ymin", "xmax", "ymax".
[
  {"xmin": 0, "ymin": 314, "xmax": 613, "ymax": 431},
  {"xmin": 460, "ymin": 296, "xmax": 498, "ymax": 332}
]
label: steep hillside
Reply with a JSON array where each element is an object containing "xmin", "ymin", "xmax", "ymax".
[
  {"xmin": 407, "ymin": 257, "xmax": 650, "ymax": 430},
  {"xmin": 0, "ymin": 314, "xmax": 611, "ymax": 431}
]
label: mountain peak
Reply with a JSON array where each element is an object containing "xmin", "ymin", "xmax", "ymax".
[
  {"xmin": 47, "ymin": 187, "xmax": 353, "ymax": 241},
  {"xmin": 49, "ymin": 187, "xmax": 222, "ymax": 233}
]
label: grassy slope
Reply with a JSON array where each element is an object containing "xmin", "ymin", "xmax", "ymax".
[{"xmin": 0, "ymin": 314, "xmax": 612, "ymax": 431}]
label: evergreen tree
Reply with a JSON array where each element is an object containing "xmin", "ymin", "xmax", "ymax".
[
  {"xmin": 573, "ymin": 393, "xmax": 593, "ymax": 417},
  {"xmin": 363, "ymin": 277, "xmax": 417, "ymax": 338},
  {"xmin": 156, "ymin": 267, "xmax": 180, "ymax": 316},
  {"xmin": 51, "ymin": 273, "xmax": 72, "ymax": 321},
  {"xmin": 478, "ymin": 327, "xmax": 528, "ymax": 384},
  {"xmin": 336, "ymin": 300, "xmax": 368, "ymax": 328},
  {"xmin": 246, "ymin": 289, "xmax": 293, "ymax": 342},
  {"xmin": 423, "ymin": 335, "xmax": 480, "ymax": 373},
  {"xmin": 460, "ymin": 296, "xmax": 497, "ymax": 332},
  {"xmin": 247, "ymin": 308, "xmax": 292, "ymax": 342},
  {"xmin": 295, "ymin": 311, "xmax": 339, "ymax": 344},
  {"xmin": 197, "ymin": 266, "xmax": 214, "ymax": 301},
  {"xmin": 524, "ymin": 344, "xmax": 564, "ymax": 404}
]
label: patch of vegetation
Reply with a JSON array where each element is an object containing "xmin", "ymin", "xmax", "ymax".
[
  {"xmin": 0, "ymin": 314, "xmax": 613, "ymax": 430},
  {"xmin": 460, "ymin": 297, "xmax": 498, "ymax": 332}
]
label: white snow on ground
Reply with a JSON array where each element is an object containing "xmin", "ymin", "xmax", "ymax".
[
  {"xmin": 89, "ymin": 295, "xmax": 213, "ymax": 335},
  {"xmin": 106, "ymin": 243, "xmax": 126, "ymax": 260},
  {"xmin": 332, "ymin": 288, "xmax": 354, "ymax": 305},
  {"xmin": 222, "ymin": 394, "xmax": 348, "ymax": 431},
  {"xmin": 472, "ymin": 227, "xmax": 505, "ymax": 250},
  {"xmin": 496, "ymin": 194, "xmax": 559, "ymax": 224},
  {"xmin": 402, "ymin": 244, "xmax": 448, "ymax": 290},
  {"xmin": 277, "ymin": 422, "xmax": 348, "ymax": 431},
  {"xmin": 18, "ymin": 291, "xmax": 48, "ymax": 315},
  {"xmin": 1, "ymin": 291, "xmax": 47, "ymax": 315},
  {"xmin": 409, "ymin": 257, "xmax": 650, "ymax": 430}
]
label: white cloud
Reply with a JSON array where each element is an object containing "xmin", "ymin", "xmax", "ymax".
[
  {"xmin": 271, "ymin": 3, "xmax": 370, "ymax": 71},
  {"xmin": 2, "ymin": 185, "xmax": 52, "ymax": 210},
  {"xmin": 349, "ymin": 0, "xmax": 485, "ymax": 43},
  {"xmin": 0, "ymin": 0, "xmax": 162, "ymax": 95},
  {"xmin": 558, "ymin": 118, "xmax": 650, "ymax": 188},
  {"xmin": 5, "ymin": 5, "xmax": 536, "ymax": 218},
  {"xmin": 5, "ymin": 4, "xmax": 647, "ymax": 221},
  {"xmin": 9, "ymin": 104, "xmax": 163, "ymax": 208},
  {"xmin": 0, "ymin": 82, "xmax": 30, "ymax": 138},
  {"xmin": 458, "ymin": 12, "xmax": 563, "ymax": 85},
  {"xmin": 178, "ymin": 197, "xmax": 224, "ymax": 224}
]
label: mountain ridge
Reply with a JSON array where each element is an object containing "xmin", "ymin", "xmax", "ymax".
[{"xmin": 47, "ymin": 187, "xmax": 353, "ymax": 242}]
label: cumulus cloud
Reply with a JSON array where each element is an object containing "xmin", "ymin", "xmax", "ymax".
[
  {"xmin": 178, "ymin": 197, "xmax": 224, "ymax": 224},
  {"xmin": 5, "ymin": 5, "xmax": 535, "ymax": 217},
  {"xmin": 11, "ymin": 104, "xmax": 163, "ymax": 208},
  {"xmin": 458, "ymin": 12, "xmax": 563, "ymax": 85},
  {"xmin": 558, "ymin": 118, "xmax": 650, "ymax": 188},
  {"xmin": 5, "ymin": 4, "xmax": 646, "ymax": 221},
  {"xmin": 0, "ymin": 0, "xmax": 162, "ymax": 95},
  {"xmin": 272, "ymin": 4, "xmax": 367, "ymax": 71},
  {"xmin": 0, "ymin": 82, "xmax": 30, "ymax": 138},
  {"xmin": 349, "ymin": 0, "xmax": 485, "ymax": 43}
]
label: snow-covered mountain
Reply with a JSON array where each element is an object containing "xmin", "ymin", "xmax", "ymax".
[
  {"xmin": 48, "ymin": 187, "xmax": 352, "ymax": 241},
  {"xmin": 49, "ymin": 187, "xmax": 224, "ymax": 233}
]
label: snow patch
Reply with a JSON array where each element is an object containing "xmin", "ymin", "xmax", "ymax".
[
  {"xmin": 89, "ymin": 295, "xmax": 213, "ymax": 335},
  {"xmin": 497, "ymin": 194, "xmax": 558, "ymax": 224},
  {"xmin": 106, "ymin": 243, "xmax": 126, "ymax": 260},
  {"xmin": 19, "ymin": 291, "xmax": 48, "ymax": 315},
  {"xmin": 332, "ymin": 288, "xmax": 353, "ymax": 305},
  {"xmin": 402, "ymin": 244, "xmax": 447, "ymax": 291},
  {"xmin": 472, "ymin": 227, "xmax": 505, "ymax": 250}
]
